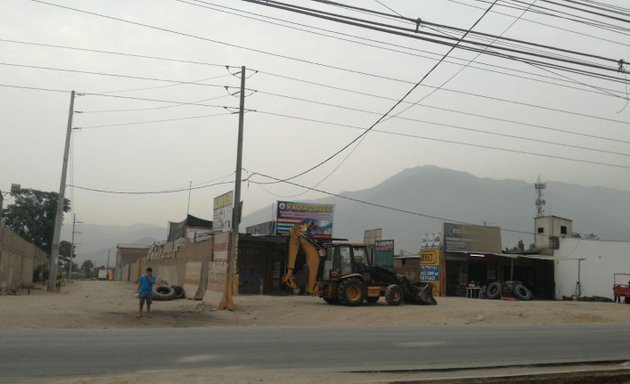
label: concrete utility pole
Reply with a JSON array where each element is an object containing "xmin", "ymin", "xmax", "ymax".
[
  {"xmin": 48, "ymin": 91, "xmax": 75, "ymax": 292},
  {"xmin": 68, "ymin": 214, "xmax": 81, "ymax": 280},
  {"xmin": 219, "ymin": 66, "xmax": 246, "ymax": 311}
]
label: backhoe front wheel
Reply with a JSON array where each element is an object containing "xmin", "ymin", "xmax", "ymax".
[
  {"xmin": 385, "ymin": 284, "xmax": 403, "ymax": 306},
  {"xmin": 338, "ymin": 279, "xmax": 365, "ymax": 306}
]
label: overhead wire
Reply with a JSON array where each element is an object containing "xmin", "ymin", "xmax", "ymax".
[
  {"xmin": 444, "ymin": 0, "xmax": 630, "ymax": 48},
  {"xmin": 244, "ymin": 0, "xmax": 627, "ymax": 79},
  {"xmin": 74, "ymin": 111, "xmax": 236, "ymax": 130},
  {"xmin": 170, "ymin": 1, "xmax": 627, "ymax": 97},
  {"xmin": 252, "ymin": 89, "xmax": 630, "ymax": 157},
  {"xmin": 0, "ymin": 62, "xmax": 231, "ymax": 90},
  {"xmin": 252, "ymin": 109, "xmax": 630, "ymax": 169},
  {"xmin": 246, "ymin": 0, "xmax": 504, "ymax": 185}
]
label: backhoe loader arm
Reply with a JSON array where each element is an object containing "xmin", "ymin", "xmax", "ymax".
[{"xmin": 283, "ymin": 227, "xmax": 324, "ymax": 295}]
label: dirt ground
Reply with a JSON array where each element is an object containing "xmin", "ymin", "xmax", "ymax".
[{"xmin": 1, "ymin": 280, "xmax": 629, "ymax": 329}]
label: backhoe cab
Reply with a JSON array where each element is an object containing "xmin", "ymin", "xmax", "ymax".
[{"xmin": 283, "ymin": 227, "xmax": 437, "ymax": 306}]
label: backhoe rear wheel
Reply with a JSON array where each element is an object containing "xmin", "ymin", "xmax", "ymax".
[
  {"xmin": 385, "ymin": 284, "xmax": 403, "ymax": 306},
  {"xmin": 338, "ymin": 279, "xmax": 365, "ymax": 306}
]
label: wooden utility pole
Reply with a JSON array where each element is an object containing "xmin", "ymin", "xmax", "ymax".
[
  {"xmin": 48, "ymin": 91, "xmax": 75, "ymax": 292},
  {"xmin": 219, "ymin": 66, "xmax": 246, "ymax": 311}
]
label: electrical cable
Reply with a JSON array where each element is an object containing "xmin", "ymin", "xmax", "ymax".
[
  {"xmin": 29, "ymin": 0, "xmax": 627, "ymax": 89},
  {"xmin": 252, "ymin": 109, "xmax": 630, "ymax": 169},
  {"xmin": 68, "ymin": 180, "xmax": 234, "ymax": 195},
  {"xmin": 74, "ymin": 111, "xmax": 236, "ymax": 130},
  {"xmin": 245, "ymin": 0, "xmax": 505, "ymax": 186},
  {"xmin": 81, "ymin": 92, "xmax": 240, "ymax": 111},
  {"xmin": 0, "ymin": 83, "xmax": 69, "ymax": 93},
  {"xmin": 252, "ymin": 90, "xmax": 630, "ymax": 156},
  {"xmin": 77, "ymin": 93, "xmax": 233, "ymax": 114},
  {"xmin": 254, "ymin": 71, "xmax": 630, "ymax": 144},
  {"xmin": 244, "ymin": 0, "xmax": 627, "ymax": 76},
  {"xmin": 174, "ymin": 1, "xmax": 627, "ymax": 97},
  {"xmin": 0, "ymin": 62, "xmax": 230, "ymax": 90},
  {"xmin": 444, "ymin": 0, "xmax": 630, "ymax": 48}
]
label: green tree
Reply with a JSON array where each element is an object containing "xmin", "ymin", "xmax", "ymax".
[
  {"xmin": 80, "ymin": 260, "xmax": 94, "ymax": 275},
  {"xmin": 59, "ymin": 240, "xmax": 77, "ymax": 275},
  {"xmin": 2, "ymin": 188, "xmax": 70, "ymax": 253}
]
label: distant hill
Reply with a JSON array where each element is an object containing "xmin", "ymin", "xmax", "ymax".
[
  {"xmin": 241, "ymin": 166, "xmax": 630, "ymax": 254},
  {"xmin": 61, "ymin": 223, "xmax": 166, "ymax": 267}
]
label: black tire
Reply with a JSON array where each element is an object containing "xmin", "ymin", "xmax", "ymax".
[
  {"xmin": 513, "ymin": 284, "xmax": 533, "ymax": 300},
  {"xmin": 323, "ymin": 297, "xmax": 339, "ymax": 305},
  {"xmin": 385, "ymin": 284, "xmax": 403, "ymax": 306},
  {"xmin": 171, "ymin": 285, "xmax": 185, "ymax": 299},
  {"xmin": 153, "ymin": 285, "xmax": 176, "ymax": 301},
  {"xmin": 366, "ymin": 296, "xmax": 379, "ymax": 304},
  {"xmin": 338, "ymin": 279, "xmax": 365, "ymax": 306},
  {"xmin": 486, "ymin": 282, "xmax": 501, "ymax": 299}
]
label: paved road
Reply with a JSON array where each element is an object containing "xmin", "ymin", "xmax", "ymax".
[{"xmin": 2, "ymin": 325, "xmax": 630, "ymax": 382}]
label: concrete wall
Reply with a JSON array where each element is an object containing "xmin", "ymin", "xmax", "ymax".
[
  {"xmin": 555, "ymin": 238, "xmax": 630, "ymax": 299},
  {"xmin": 147, "ymin": 239, "xmax": 212, "ymax": 288},
  {"xmin": 0, "ymin": 224, "xmax": 47, "ymax": 291}
]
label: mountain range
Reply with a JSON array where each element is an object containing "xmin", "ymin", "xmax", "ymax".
[{"xmin": 68, "ymin": 166, "xmax": 630, "ymax": 265}]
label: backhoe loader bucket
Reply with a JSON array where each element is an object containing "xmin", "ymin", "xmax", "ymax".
[{"xmin": 406, "ymin": 282, "xmax": 437, "ymax": 305}]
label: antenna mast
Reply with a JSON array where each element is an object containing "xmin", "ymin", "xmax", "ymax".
[{"xmin": 535, "ymin": 176, "xmax": 546, "ymax": 217}]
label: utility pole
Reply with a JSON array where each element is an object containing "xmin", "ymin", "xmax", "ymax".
[
  {"xmin": 0, "ymin": 190, "xmax": 4, "ymax": 223},
  {"xmin": 68, "ymin": 214, "xmax": 81, "ymax": 280},
  {"xmin": 219, "ymin": 66, "xmax": 246, "ymax": 311},
  {"xmin": 48, "ymin": 91, "xmax": 75, "ymax": 292},
  {"xmin": 107, "ymin": 249, "xmax": 110, "ymax": 269}
]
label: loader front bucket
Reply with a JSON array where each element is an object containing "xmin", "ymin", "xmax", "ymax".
[{"xmin": 408, "ymin": 282, "xmax": 438, "ymax": 305}]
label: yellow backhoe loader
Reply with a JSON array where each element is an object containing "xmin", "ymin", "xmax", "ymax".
[{"xmin": 283, "ymin": 227, "xmax": 437, "ymax": 306}]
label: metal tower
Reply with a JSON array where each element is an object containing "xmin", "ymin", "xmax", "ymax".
[{"xmin": 535, "ymin": 176, "xmax": 546, "ymax": 217}]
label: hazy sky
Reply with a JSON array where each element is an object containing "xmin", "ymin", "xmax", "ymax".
[{"xmin": 1, "ymin": 0, "xmax": 629, "ymax": 229}]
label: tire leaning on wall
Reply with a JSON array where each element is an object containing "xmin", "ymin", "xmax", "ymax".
[{"xmin": 152, "ymin": 285, "xmax": 176, "ymax": 301}]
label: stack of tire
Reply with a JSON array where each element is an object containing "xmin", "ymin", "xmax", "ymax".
[
  {"xmin": 486, "ymin": 281, "xmax": 533, "ymax": 300},
  {"xmin": 152, "ymin": 285, "xmax": 186, "ymax": 301}
]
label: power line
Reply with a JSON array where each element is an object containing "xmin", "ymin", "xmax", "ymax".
[
  {"xmin": 540, "ymin": 0, "xmax": 630, "ymax": 25},
  {"xmin": 68, "ymin": 180, "xmax": 234, "ymax": 195},
  {"xmin": 253, "ymin": 109, "xmax": 630, "ymax": 169},
  {"xmin": 176, "ymin": 0, "xmax": 627, "ymax": 97},
  {"xmin": 81, "ymin": 92, "xmax": 240, "ymax": 111},
  {"xmin": 0, "ymin": 38, "xmax": 234, "ymax": 69},
  {"xmin": 313, "ymin": 0, "xmax": 622, "ymax": 66},
  {"xmin": 255, "ymin": 69, "xmax": 630, "ymax": 131},
  {"xmin": 30, "ymin": 0, "xmax": 627, "ymax": 89},
  {"xmin": 0, "ymin": 83, "xmax": 69, "ymax": 93},
  {"xmin": 444, "ymin": 0, "xmax": 630, "ymax": 48},
  {"xmin": 74, "ymin": 111, "xmax": 236, "ymax": 130},
  {"xmin": 77, "ymin": 93, "xmax": 233, "ymax": 114},
  {"xmin": 21, "ymin": 1, "xmax": 629, "ymax": 124},
  {"xmin": 244, "ymin": 169, "xmax": 534, "ymax": 235},
  {"xmin": 474, "ymin": 0, "xmax": 630, "ymax": 34},
  {"xmin": 0, "ymin": 61, "xmax": 231, "ymax": 90},
  {"xmin": 25, "ymin": 0, "xmax": 630, "ymax": 111},
  {"xmin": 241, "ymin": 0, "xmax": 630, "ymax": 88},
  {"xmin": 247, "ymin": 0, "xmax": 501, "ymax": 185},
  {"xmin": 252, "ymin": 90, "xmax": 630, "ymax": 156}
]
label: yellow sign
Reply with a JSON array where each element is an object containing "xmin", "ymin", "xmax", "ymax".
[{"xmin": 420, "ymin": 249, "xmax": 443, "ymax": 296}]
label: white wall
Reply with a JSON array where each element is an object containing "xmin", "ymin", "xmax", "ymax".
[{"xmin": 555, "ymin": 238, "xmax": 630, "ymax": 299}]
